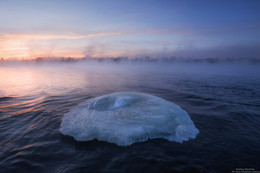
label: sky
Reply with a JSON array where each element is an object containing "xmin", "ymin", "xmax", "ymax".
[{"xmin": 0, "ymin": 0, "xmax": 260, "ymax": 59}]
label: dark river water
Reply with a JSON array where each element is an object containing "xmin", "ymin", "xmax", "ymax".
[{"xmin": 0, "ymin": 62, "xmax": 259, "ymax": 173}]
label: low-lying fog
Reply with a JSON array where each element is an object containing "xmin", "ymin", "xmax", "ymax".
[{"xmin": 0, "ymin": 60, "xmax": 259, "ymax": 77}]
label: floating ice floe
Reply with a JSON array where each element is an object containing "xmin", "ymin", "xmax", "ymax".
[{"xmin": 60, "ymin": 92, "xmax": 199, "ymax": 146}]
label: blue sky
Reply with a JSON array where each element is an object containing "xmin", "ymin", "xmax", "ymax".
[{"xmin": 0, "ymin": 0, "xmax": 259, "ymax": 58}]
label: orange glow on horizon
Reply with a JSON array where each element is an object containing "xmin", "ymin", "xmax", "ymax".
[{"xmin": 0, "ymin": 31, "xmax": 123, "ymax": 59}]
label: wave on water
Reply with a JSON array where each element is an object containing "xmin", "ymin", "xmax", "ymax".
[
  {"xmin": 60, "ymin": 92, "xmax": 199, "ymax": 146},
  {"xmin": 0, "ymin": 97, "xmax": 13, "ymax": 101}
]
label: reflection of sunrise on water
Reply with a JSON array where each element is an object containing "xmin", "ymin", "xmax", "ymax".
[{"xmin": 0, "ymin": 66, "xmax": 90, "ymax": 96}]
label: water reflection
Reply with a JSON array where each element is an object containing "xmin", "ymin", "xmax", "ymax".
[
  {"xmin": 0, "ymin": 65, "xmax": 90, "ymax": 97},
  {"xmin": 1, "ymin": 62, "xmax": 258, "ymax": 98}
]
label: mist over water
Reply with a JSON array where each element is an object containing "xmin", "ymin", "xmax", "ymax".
[
  {"xmin": 0, "ymin": 61, "xmax": 259, "ymax": 97},
  {"xmin": 0, "ymin": 61, "xmax": 259, "ymax": 172}
]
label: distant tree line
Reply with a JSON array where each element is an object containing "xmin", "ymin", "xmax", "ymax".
[{"xmin": 0, "ymin": 56, "xmax": 259, "ymax": 63}]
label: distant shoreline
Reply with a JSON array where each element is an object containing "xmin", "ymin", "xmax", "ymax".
[{"xmin": 0, "ymin": 56, "xmax": 259, "ymax": 64}]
